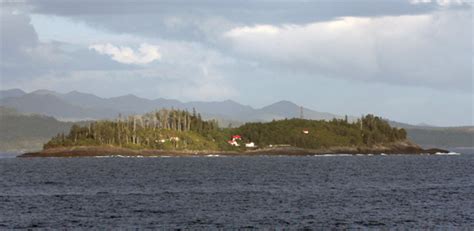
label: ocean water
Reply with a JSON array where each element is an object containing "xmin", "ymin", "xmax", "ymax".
[{"xmin": 0, "ymin": 153, "xmax": 473, "ymax": 229}]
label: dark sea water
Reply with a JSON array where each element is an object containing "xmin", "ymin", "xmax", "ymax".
[{"xmin": 1, "ymin": 152, "xmax": 473, "ymax": 229}]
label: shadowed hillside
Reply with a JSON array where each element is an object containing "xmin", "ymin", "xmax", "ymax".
[{"xmin": 0, "ymin": 107, "xmax": 89, "ymax": 152}]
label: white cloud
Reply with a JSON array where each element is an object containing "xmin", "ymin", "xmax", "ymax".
[
  {"xmin": 409, "ymin": 0, "xmax": 468, "ymax": 6},
  {"xmin": 89, "ymin": 43, "xmax": 161, "ymax": 65},
  {"xmin": 410, "ymin": 0, "xmax": 433, "ymax": 4},
  {"xmin": 223, "ymin": 10, "xmax": 472, "ymax": 91},
  {"xmin": 224, "ymin": 25, "xmax": 280, "ymax": 37}
]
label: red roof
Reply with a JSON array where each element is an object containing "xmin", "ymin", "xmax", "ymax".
[{"xmin": 232, "ymin": 135, "xmax": 241, "ymax": 139}]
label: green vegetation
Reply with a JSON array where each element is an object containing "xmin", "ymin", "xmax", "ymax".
[
  {"xmin": 45, "ymin": 109, "xmax": 224, "ymax": 151},
  {"xmin": 234, "ymin": 115, "xmax": 406, "ymax": 149},
  {"xmin": 44, "ymin": 109, "xmax": 407, "ymax": 151}
]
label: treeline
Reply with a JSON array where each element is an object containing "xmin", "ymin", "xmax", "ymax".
[
  {"xmin": 233, "ymin": 115, "xmax": 407, "ymax": 149},
  {"xmin": 44, "ymin": 109, "xmax": 407, "ymax": 151},
  {"xmin": 359, "ymin": 114, "xmax": 407, "ymax": 145},
  {"xmin": 44, "ymin": 109, "xmax": 221, "ymax": 150}
]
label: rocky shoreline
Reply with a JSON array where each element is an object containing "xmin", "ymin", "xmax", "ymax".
[{"xmin": 19, "ymin": 140, "xmax": 449, "ymax": 158}]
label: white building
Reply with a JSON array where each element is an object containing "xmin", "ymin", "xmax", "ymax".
[{"xmin": 245, "ymin": 142, "xmax": 256, "ymax": 148}]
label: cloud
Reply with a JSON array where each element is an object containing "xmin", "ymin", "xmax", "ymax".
[
  {"xmin": 410, "ymin": 0, "xmax": 433, "ymax": 4},
  {"xmin": 22, "ymin": 0, "xmax": 443, "ymax": 44},
  {"xmin": 224, "ymin": 25, "xmax": 280, "ymax": 37},
  {"xmin": 0, "ymin": 7, "xmax": 59, "ymax": 80},
  {"xmin": 409, "ymin": 0, "xmax": 469, "ymax": 6},
  {"xmin": 0, "ymin": 6, "xmax": 139, "ymax": 85},
  {"xmin": 223, "ymin": 10, "xmax": 472, "ymax": 92},
  {"xmin": 0, "ymin": 4, "xmax": 238, "ymax": 101},
  {"xmin": 89, "ymin": 43, "xmax": 161, "ymax": 65}
]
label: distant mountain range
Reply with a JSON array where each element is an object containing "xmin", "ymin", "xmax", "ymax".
[
  {"xmin": 0, "ymin": 89, "xmax": 341, "ymax": 123},
  {"xmin": 1, "ymin": 89, "xmax": 472, "ymax": 150}
]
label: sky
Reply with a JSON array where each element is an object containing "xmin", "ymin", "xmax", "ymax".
[{"xmin": 0, "ymin": 0, "xmax": 472, "ymax": 126}]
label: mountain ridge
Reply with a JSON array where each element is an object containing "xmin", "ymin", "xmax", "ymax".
[
  {"xmin": 0, "ymin": 88, "xmax": 472, "ymax": 150},
  {"xmin": 0, "ymin": 89, "xmax": 339, "ymax": 123}
]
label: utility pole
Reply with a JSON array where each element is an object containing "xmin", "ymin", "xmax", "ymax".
[{"xmin": 300, "ymin": 106, "xmax": 304, "ymax": 119}]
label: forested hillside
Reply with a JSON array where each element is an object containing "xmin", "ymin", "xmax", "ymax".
[
  {"xmin": 234, "ymin": 115, "xmax": 407, "ymax": 149},
  {"xmin": 45, "ymin": 109, "xmax": 227, "ymax": 151},
  {"xmin": 45, "ymin": 109, "xmax": 407, "ymax": 151},
  {"xmin": 0, "ymin": 107, "xmax": 86, "ymax": 151}
]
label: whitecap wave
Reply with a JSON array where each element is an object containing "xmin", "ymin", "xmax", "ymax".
[
  {"xmin": 314, "ymin": 154, "xmax": 352, "ymax": 157},
  {"xmin": 435, "ymin": 152, "xmax": 460, "ymax": 156},
  {"xmin": 94, "ymin": 155, "xmax": 146, "ymax": 158}
]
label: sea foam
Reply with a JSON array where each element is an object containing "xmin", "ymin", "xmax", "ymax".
[{"xmin": 435, "ymin": 152, "xmax": 461, "ymax": 156}]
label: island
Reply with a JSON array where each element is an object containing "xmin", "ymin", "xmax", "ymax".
[{"xmin": 20, "ymin": 109, "xmax": 448, "ymax": 157}]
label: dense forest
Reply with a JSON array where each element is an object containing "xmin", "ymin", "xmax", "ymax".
[
  {"xmin": 234, "ymin": 115, "xmax": 407, "ymax": 149},
  {"xmin": 44, "ymin": 109, "xmax": 407, "ymax": 151},
  {"xmin": 44, "ymin": 109, "xmax": 229, "ymax": 151}
]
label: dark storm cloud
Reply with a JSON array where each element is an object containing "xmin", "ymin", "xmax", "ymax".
[
  {"xmin": 1, "ymin": 8, "xmax": 46, "ymax": 79},
  {"xmin": 0, "ymin": 8, "xmax": 138, "ymax": 83},
  {"xmin": 25, "ymin": 0, "xmax": 439, "ymax": 19},
  {"xmin": 9, "ymin": 0, "xmax": 444, "ymax": 42}
]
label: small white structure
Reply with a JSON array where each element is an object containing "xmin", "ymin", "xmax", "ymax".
[
  {"xmin": 303, "ymin": 130, "xmax": 309, "ymax": 134},
  {"xmin": 170, "ymin": 137, "xmax": 180, "ymax": 141},
  {"xmin": 245, "ymin": 142, "xmax": 256, "ymax": 148}
]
